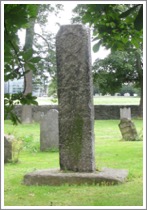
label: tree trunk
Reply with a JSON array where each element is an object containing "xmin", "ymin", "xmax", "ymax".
[
  {"xmin": 21, "ymin": 20, "xmax": 35, "ymax": 124},
  {"xmin": 21, "ymin": 70, "xmax": 33, "ymax": 123},
  {"xmin": 135, "ymin": 49, "xmax": 143, "ymax": 118},
  {"xmin": 139, "ymin": 81, "xmax": 143, "ymax": 118}
]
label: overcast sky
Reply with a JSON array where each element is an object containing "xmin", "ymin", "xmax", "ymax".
[
  {"xmin": 18, "ymin": 3, "xmax": 110, "ymax": 64},
  {"xmin": 47, "ymin": 3, "xmax": 111, "ymax": 63}
]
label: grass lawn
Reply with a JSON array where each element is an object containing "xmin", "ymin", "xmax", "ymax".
[
  {"xmin": 3, "ymin": 119, "xmax": 144, "ymax": 207},
  {"xmin": 93, "ymin": 96, "xmax": 140, "ymax": 105},
  {"xmin": 37, "ymin": 96, "xmax": 140, "ymax": 105}
]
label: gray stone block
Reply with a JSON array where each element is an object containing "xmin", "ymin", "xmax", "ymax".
[
  {"xmin": 40, "ymin": 109, "xmax": 59, "ymax": 151},
  {"xmin": 56, "ymin": 25, "xmax": 95, "ymax": 172},
  {"xmin": 23, "ymin": 168, "xmax": 128, "ymax": 186},
  {"xmin": 4, "ymin": 134, "xmax": 14, "ymax": 163},
  {"xmin": 119, "ymin": 118, "xmax": 138, "ymax": 140},
  {"xmin": 33, "ymin": 111, "xmax": 44, "ymax": 122}
]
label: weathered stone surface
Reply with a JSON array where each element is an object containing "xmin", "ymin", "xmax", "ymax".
[
  {"xmin": 23, "ymin": 168, "xmax": 128, "ymax": 186},
  {"xmin": 120, "ymin": 107, "xmax": 131, "ymax": 120},
  {"xmin": 118, "ymin": 118, "xmax": 138, "ymax": 140},
  {"xmin": 40, "ymin": 109, "xmax": 59, "ymax": 151},
  {"xmin": 33, "ymin": 111, "xmax": 44, "ymax": 122},
  {"xmin": 4, "ymin": 134, "xmax": 14, "ymax": 163},
  {"xmin": 56, "ymin": 25, "xmax": 95, "ymax": 172},
  {"xmin": 21, "ymin": 105, "xmax": 32, "ymax": 124}
]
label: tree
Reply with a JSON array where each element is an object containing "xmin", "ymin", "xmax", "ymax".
[
  {"xmin": 33, "ymin": 31, "xmax": 57, "ymax": 96},
  {"xmin": 72, "ymin": 4, "xmax": 143, "ymax": 51},
  {"xmin": 4, "ymin": 4, "xmax": 62, "ymax": 124},
  {"xmin": 48, "ymin": 76, "xmax": 57, "ymax": 98},
  {"xmin": 21, "ymin": 19, "xmax": 36, "ymax": 124},
  {"xmin": 120, "ymin": 85, "xmax": 140, "ymax": 96},
  {"xmin": 21, "ymin": 4, "xmax": 61, "ymax": 123},
  {"xmin": 4, "ymin": 4, "xmax": 39, "ymax": 124},
  {"xmin": 72, "ymin": 4, "xmax": 143, "ymax": 116},
  {"xmin": 93, "ymin": 50, "xmax": 142, "ymax": 96}
]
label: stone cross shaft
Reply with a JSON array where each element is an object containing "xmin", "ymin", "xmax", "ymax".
[{"xmin": 56, "ymin": 25, "xmax": 95, "ymax": 172}]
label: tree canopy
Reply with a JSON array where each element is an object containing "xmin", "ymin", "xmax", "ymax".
[
  {"xmin": 4, "ymin": 5, "xmax": 39, "ymax": 123},
  {"xmin": 72, "ymin": 3, "xmax": 143, "ymax": 116},
  {"xmin": 4, "ymin": 4, "xmax": 62, "ymax": 124},
  {"xmin": 72, "ymin": 4, "xmax": 143, "ymax": 51},
  {"xmin": 93, "ymin": 50, "xmax": 142, "ymax": 95}
]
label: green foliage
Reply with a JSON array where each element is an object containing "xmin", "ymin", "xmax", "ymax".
[
  {"xmin": 4, "ymin": 4, "xmax": 39, "ymax": 80},
  {"xmin": 73, "ymin": 4, "xmax": 143, "ymax": 115},
  {"xmin": 32, "ymin": 32, "xmax": 57, "ymax": 95},
  {"xmin": 11, "ymin": 137, "xmax": 23, "ymax": 163},
  {"xmin": 120, "ymin": 84, "xmax": 140, "ymax": 96},
  {"xmin": 93, "ymin": 40, "xmax": 103, "ymax": 52},
  {"xmin": 93, "ymin": 50, "xmax": 142, "ymax": 95},
  {"xmin": 72, "ymin": 4, "xmax": 143, "ymax": 51},
  {"xmin": 93, "ymin": 82, "xmax": 100, "ymax": 95},
  {"xmin": 29, "ymin": 4, "xmax": 63, "ymax": 96},
  {"xmin": 4, "ymin": 93, "xmax": 38, "ymax": 125},
  {"xmin": 4, "ymin": 4, "xmax": 62, "ymax": 124},
  {"xmin": 4, "ymin": 4, "xmax": 39, "ymax": 124}
]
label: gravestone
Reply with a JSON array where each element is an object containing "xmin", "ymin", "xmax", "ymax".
[
  {"xmin": 124, "ymin": 92, "xmax": 130, "ymax": 97},
  {"xmin": 4, "ymin": 134, "xmax": 14, "ymax": 163},
  {"xmin": 40, "ymin": 109, "xmax": 59, "ymax": 151},
  {"xmin": 33, "ymin": 111, "xmax": 44, "ymax": 122},
  {"xmin": 56, "ymin": 24, "xmax": 95, "ymax": 172},
  {"xmin": 120, "ymin": 107, "xmax": 131, "ymax": 120},
  {"xmin": 119, "ymin": 107, "xmax": 138, "ymax": 140},
  {"xmin": 119, "ymin": 118, "xmax": 138, "ymax": 141},
  {"xmin": 23, "ymin": 25, "xmax": 128, "ymax": 186}
]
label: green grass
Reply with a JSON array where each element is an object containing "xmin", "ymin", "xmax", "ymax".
[
  {"xmin": 93, "ymin": 96, "xmax": 140, "ymax": 105},
  {"xmin": 4, "ymin": 119, "xmax": 144, "ymax": 207},
  {"xmin": 37, "ymin": 96, "xmax": 140, "ymax": 105}
]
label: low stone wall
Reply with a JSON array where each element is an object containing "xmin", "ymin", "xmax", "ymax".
[
  {"xmin": 13, "ymin": 105, "xmax": 140, "ymax": 121},
  {"xmin": 94, "ymin": 105, "xmax": 140, "ymax": 120}
]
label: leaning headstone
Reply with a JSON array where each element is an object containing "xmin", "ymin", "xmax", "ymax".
[
  {"xmin": 119, "ymin": 107, "xmax": 138, "ymax": 140},
  {"xmin": 56, "ymin": 24, "xmax": 95, "ymax": 172},
  {"xmin": 40, "ymin": 109, "xmax": 59, "ymax": 151},
  {"xmin": 118, "ymin": 118, "xmax": 138, "ymax": 141},
  {"xmin": 4, "ymin": 134, "xmax": 14, "ymax": 163}
]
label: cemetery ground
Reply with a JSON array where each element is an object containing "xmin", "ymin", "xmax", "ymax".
[
  {"xmin": 37, "ymin": 96, "xmax": 140, "ymax": 105},
  {"xmin": 4, "ymin": 119, "xmax": 143, "ymax": 206}
]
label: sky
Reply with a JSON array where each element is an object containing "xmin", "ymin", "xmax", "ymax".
[
  {"xmin": 48, "ymin": 3, "xmax": 111, "ymax": 63},
  {"xmin": 18, "ymin": 3, "xmax": 111, "ymax": 64}
]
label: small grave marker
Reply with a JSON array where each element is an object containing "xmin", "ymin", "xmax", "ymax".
[
  {"xmin": 120, "ymin": 107, "xmax": 131, "ymax": 120},
  {"xmin": 40, "ymin": 109, "xmax": 59, "ymax": 151},
  {"xmin": 119, "ymin": 107, "xmax": 138, "ymax": 140}
]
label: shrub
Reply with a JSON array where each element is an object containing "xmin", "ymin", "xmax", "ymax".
[{"xmin": 11, "ymin": 138, "xmax": 23, "ymax": 163}]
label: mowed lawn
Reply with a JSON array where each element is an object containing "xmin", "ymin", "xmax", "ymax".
[
  {"xmin": 3, "ymin": 119, "xmax": 144, "ymax": 207},
  {"xmin": 36, "ymin": 96, "xmax": 140, "ymax": 105}
]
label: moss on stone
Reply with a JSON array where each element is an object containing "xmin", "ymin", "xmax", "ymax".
[{"xmin": 68, "ymin": 114, "xmax": 84, "ymax": 163}]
